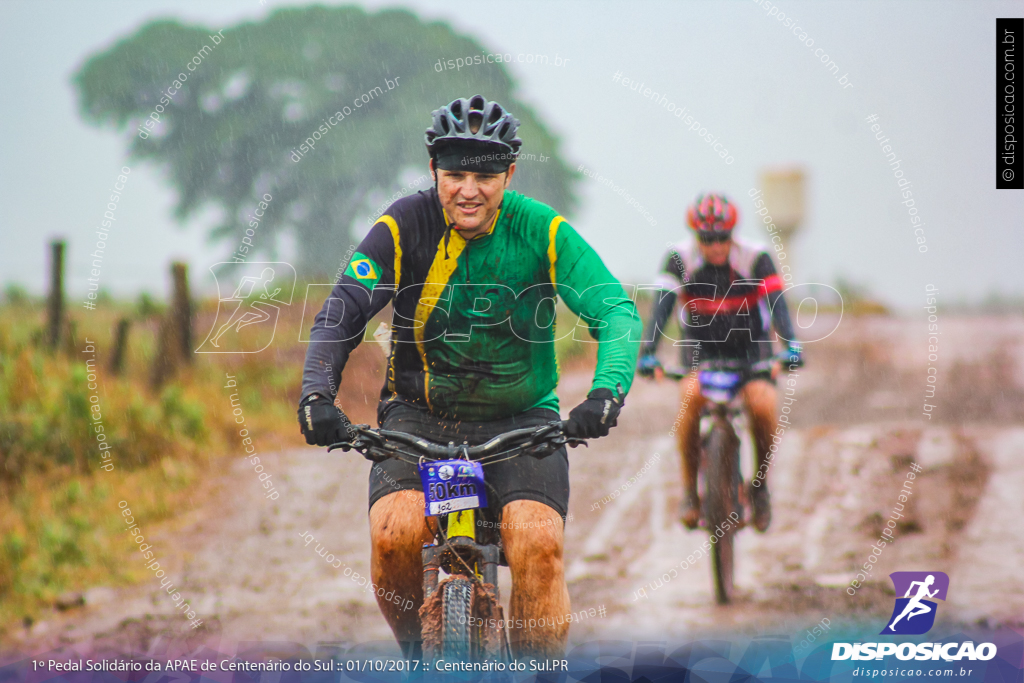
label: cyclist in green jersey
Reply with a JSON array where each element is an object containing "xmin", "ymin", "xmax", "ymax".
[{"xmin": 298, "ymin": 96, "xmax": 641, "ymax": 657}]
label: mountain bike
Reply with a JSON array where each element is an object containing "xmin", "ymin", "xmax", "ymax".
[
  {"xmin": 664, "ymin": 354, "xmax": 782, "ymax": 605},
  {"xmin": 329, "ymin": 421, "xmax": 581, "ymax": 662}
]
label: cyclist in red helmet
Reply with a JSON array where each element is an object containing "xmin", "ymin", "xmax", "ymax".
[{"xmin": 637, "ymin": 193, "xmax": 803, "ymax": 532}]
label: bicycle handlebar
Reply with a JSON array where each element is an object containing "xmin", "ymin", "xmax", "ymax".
[
  {"xmin": 661, "ymin": 352, "xmax": 792, "ymax": 380},
  {"xmin": 327, "ymin": 420, "xmax": 584, "ymax": 465}
]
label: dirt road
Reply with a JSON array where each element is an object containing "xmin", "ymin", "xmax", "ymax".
[{"xmin": 6, "ymin": 315, "xmax": 1023, "ymax": 660}]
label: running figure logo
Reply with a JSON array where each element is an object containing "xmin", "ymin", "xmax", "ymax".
[
  {"xmin": 881, "ymin": 571, "xmax": 949, "ymax": 635},
  {"xmin": 196, "ymin": 262, "xmax": 296, "ymax": 354}
]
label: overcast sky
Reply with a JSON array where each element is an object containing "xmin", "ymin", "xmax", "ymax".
[{"xmin": 1, "ymin": 0, "xmax": 1021, "ymax": 310}]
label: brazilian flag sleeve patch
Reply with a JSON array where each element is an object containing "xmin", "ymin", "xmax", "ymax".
[{"xmin": 344, "ymin": 252, "xmax": 383, "ymax": 289}]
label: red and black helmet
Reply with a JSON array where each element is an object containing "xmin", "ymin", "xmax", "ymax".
[{"xmin": 687, "ymin": 193, "xmax": 738, "ymax": 234}]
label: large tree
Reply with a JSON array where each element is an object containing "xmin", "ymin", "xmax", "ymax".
[{"xmin": 75, "ymin": 6, "xmax": 579, "ymax": 276}]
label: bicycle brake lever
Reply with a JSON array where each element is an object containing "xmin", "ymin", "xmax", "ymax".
[
  {"xmin": 524, "ymin": 443, "xmax": 558, "ymax": 459},
  {"xmin": 329, "ymin": 439, "xmax": 388, "ymax": 463},
  {"xmin": 546, "ymin": 430, "xmax": 587, "ymax": 449},
  {"xmin": 524, "ymin": 434, "xmax": 587, "ymax": 457},
  {"xmin": 327, "ymin": 426, "xmax": 382, "ymax": 453},
  {"xmin": 359, "ymin": 449, "xmax": 389, "ymax": 463}
]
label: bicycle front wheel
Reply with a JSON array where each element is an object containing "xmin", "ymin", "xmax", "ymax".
[
  {"xmin": 441, "ymin": 577, "xmax": 474, "ymax": 660},
  {"xmin": 703, "ymin": 422, "xmax": 739, "ymax": 605}
]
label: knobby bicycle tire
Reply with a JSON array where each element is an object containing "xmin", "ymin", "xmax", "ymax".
[
  {"xmin": 703, "ymin": 421, "xmax": 739, "ymax": 605},
  {"xmin": 441, "ymin": 577, "xmax": 474, "ymax": 660}
]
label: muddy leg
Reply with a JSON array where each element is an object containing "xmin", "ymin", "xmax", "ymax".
[
  {"xmin": 369, "ymin": 490, "xmax": 433, "ymax": 655},
  {"xmin": 742, "ymin": 379, "xmax": 778, "ymax": 475},
  {"xmin": 742, "ymin": 378, "xmax": 778, "ymax": 530},
  {"xmin": 501, "ymin": 500, "xmax": 569, "ymax": 658},
  {"xmin": 677, "ymin": 374, "xmax": 706, "ymax": 526}
]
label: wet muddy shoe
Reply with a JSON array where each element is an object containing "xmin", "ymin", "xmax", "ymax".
[
  {"xmin": 749, "ymin": 482, "xmax": 772, "ymax": 532},
  {"xmin": 679, "ymin": 490, "xmax": 701, "ymax": 530}
]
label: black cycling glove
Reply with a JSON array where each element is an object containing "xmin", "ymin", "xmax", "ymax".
[
  {"xmin": 566, "ymin": 386, "xmax": 624, "ymax": 439},
  {"xmin": 298, "ymin": 394, "xmax": 355, "ymax": 447}
]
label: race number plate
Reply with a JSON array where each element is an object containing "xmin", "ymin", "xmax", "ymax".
[
  {"xmin": 418, "ymin": 459, "xmax": 488, "ymax": 516},
  {"xmin": 699, "ymin": 370, "xmax": 743, "ymax": 403}
]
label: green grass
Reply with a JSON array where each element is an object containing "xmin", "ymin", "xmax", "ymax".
[{"xmin": 0, "ymin": 298, "xmax": 299, "ymax": 631}]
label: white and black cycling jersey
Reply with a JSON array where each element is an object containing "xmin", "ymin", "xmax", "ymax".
[{"xmin": 642, "ymin": 237, "xmax": 796, "ymax": 363}]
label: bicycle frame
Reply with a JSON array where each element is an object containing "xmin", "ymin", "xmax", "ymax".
[
  {"xmin": 698, "ymin": 380, "xmax": 747, "ymax": 517},
  {"xmin": 422, "ymin": 508, "xmax": 502, "ymax": 600},
  {"xmin": 696, "ymin": 356, "xmax": 782, "ymax": 604},
  {"xmin": 328, "ymin": 421, "xmax": 581, "ymax": 612},
  {"xmin": 697, "ymin": 358, "xmax": 773, "ymax": 472}
]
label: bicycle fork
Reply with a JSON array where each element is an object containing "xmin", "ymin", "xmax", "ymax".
[{"xmin": 422, "ymin": 509, "xmax": 501, "ymax": 599}]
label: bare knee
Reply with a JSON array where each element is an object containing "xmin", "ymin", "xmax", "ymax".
[
  {"xmin": 501, "ymin": 501, "xmax": 564, "ymax": 579},
  {"xmin": 743, "ymin": 380, "xmax": 776, "ymax": 424},
  {"xmin": 676, "ymin": 375, "xmax": 704, "ymax": 448},
  {"xmin": 370, "ymin": 491, "xmax": 431, "ymax": 559},
  {"xmin": 678, "ymin": 376, "xmax": 704, "ymax": 421}
]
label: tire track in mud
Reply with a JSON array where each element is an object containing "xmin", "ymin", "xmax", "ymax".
[
  {"xmin": 564, "ymin": 406, "xmax": 1006, "ymax": 642},
  {"xmin": 562, "ymin": 315, "xmax": 1022, "ymax": 641}
]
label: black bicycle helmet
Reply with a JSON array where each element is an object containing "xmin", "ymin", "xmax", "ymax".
[{"xmin": 425, "ymin": 95, "xmax": 522, "ymax": 171}]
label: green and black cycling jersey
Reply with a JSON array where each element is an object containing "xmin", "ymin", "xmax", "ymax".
[{"xmin": 301, "ymin": 187, "xmax": 641, "ymax": 422}]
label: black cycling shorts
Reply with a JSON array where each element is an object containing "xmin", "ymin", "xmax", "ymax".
[
  {"xmin": 367, "ymin": 401, "xmax": 570, "ymax": 522},
  {"xmin": 679, "ymin": 345, "xmax": 778, "ymax": 385}
]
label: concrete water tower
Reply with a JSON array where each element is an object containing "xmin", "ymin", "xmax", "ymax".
[{"xmin": 758, "ymin": 167, "xmax": 806, "ymax": 280}]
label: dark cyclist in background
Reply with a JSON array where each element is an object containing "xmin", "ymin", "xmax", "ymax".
[
  {"xmin": 298, "ymin": 95, "xmax": 641, "ymax": 657},
  {"xmin": 637, "ymin": 193, "xmax": 802, "ymax": 532}
]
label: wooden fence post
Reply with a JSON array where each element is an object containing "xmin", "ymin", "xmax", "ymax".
[
  {"xmin": 47, "ymin": 240, "xmax": 65, "ymax": 349},
  {"xmin": 110, "ymin": 318, "xmax": 131, "ymax": 375},
  {"xmin": 171, "ymin": 262, "xmax": 192, "ymax": 364},
  {"xmin": 151, "ymin": 262, "xmax": 193, "ymax": 388},
  {"xmin": 150, "ymin": 315, "xmax": 173, "ymax": 389}
]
